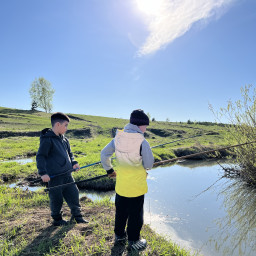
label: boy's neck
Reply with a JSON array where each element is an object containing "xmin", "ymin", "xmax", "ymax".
[{"xmin": 52, "ymin": 127, "xmax": 60, "ymax": 136}]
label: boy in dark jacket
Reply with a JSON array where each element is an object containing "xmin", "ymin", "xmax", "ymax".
[{"xmin": 36, "ymin": 112, "xmax": 87, "ymax": 226}]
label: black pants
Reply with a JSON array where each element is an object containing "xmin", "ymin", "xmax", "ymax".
[
  {"xmin": 115, "ymin": 193, "xmax": 144, "ymax": 242},
  {"xmin": 48, "ymin": 174, "xmax": 81, "ymax": 220}
]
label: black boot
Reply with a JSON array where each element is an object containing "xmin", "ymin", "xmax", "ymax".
[
  {"xmin": 70, "ymin": 215, "xmax": 89, "ymax": 224},
  {"xmin": 52, "ymin": 214, "xmax": 68, "ymax": 226},
  {"xmin": 114, "ymin": 233, "xmax": 127, "ymax": 245}
]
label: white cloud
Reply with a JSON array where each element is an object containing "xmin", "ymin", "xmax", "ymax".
[{"xmin": 136, "ymin": 0, "xmax": 235, "ymax": 56}]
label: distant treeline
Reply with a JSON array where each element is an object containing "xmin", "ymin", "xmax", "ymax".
[{"xmin": 187, "ymin": 120, "xmax": 227, "ymax": 127}]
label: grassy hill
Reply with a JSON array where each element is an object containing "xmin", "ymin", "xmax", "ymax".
[{"xmin": 0, "ymin": 106, "xmax": 229, "ymax": 187}]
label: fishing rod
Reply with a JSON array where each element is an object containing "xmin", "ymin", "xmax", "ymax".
[
  {"xmin": 153, "ymin": 140, "xmax": 256, "ymax": 167},
  {"xmin": 31, "ymin": 161, "xmax": 102, "ymax": 184},
  {"xmin": 151, "ymin": 133, "xmax": 205, "ymax": 149},
  {"xmin": 44, "ymin": 140, "xmax": 256, "ymax": 192},
  {"xmin": 44, "ymin": 174, "xmax": 108, "ymax": 192},
  {"xmin": 33, "ymin": 133, "xmax": 206, "ymax": 184}
]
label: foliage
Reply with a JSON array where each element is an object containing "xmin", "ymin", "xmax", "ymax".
[
  {"xmin": 29, "ymin": 77, "xmax": 55, "ymax": 113},
  {"xmin": 210, "ymin": 85, "xmax": 256, "ymax": 185},
  {"xmin": 31, "ymin": 101, "xmax": 38, "ymax": 111},
  {"xmin": 147, "ymin": 112, "xmax": 151, "ymax": 121}
]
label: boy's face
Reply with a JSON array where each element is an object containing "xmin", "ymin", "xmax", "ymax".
[
  {"xmin": 56, "ymin": 121, "xmax": 69, "ymax": 135},
  {"xmin": 139, "ymin": 125, "xmax": 148, "ymax": 133}
]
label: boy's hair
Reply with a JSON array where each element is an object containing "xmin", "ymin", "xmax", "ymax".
[{"xmin": 51, "ymin": 112, "xmax": 70, "ymax": 127}]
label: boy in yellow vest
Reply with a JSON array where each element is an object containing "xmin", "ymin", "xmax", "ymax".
[{"xmin": 101, "ymin": 109, "xmax": 154, "ymax": 252}]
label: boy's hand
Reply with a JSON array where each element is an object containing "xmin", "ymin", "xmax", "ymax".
[
  {"xmin": 108, "ymin": 171, "xmax": 116, "ymax": 178},
  {"xmin": 41, "ymin": 174, "xmax": 50, "ymax": 182},
  {"xmin": 73, "ymin": 163, "xmax": 80, "ymax": 171}
]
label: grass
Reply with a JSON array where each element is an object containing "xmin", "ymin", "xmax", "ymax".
[
  {"xmin": 0, "ymin": 106, "xmax": 232, "ymax": 187},
  {"xmin": 0, "ymin": 187, "xmax": 195, "ymax": 256},
  {"xmin": 0, "ymin": 107, "xmax": 220, "ymax": 255}
]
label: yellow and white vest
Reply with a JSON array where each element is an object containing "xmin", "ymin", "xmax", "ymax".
[{"xmin": 114, "ymin": 130, "xmax": 148, "ymax": 197}]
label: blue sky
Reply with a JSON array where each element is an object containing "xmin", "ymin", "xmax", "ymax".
[{"xmin": 0, "ymin": 0, "xmax": 255, "ymax": 122}]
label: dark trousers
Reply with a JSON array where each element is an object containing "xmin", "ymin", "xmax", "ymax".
[
  {"xmin": 48, "ymin": 174, "xmax": 81, "ymax": 220},
  {"xmin": 115, "ymin": 193, "xmax": 144, "ymax": 242}
]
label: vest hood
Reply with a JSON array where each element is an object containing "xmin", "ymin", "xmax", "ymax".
[{"xmin": 123, "ymin": 123, "xmax": 143, "ymax": 134}]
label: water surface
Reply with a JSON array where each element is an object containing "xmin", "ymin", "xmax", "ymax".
[
  {"xmin": 1, "ymin": 158, "xmax": 34, "ymax": 164},
  {"xmin": 84, "ymin": 160, "xmax": 256, "ymax": 256},
  {"xmin": 9, "ymin": 159, "xmax": 255, "ymax": 255}
]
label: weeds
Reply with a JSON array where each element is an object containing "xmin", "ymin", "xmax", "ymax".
[
  {"xmin": 0, "ymin": 186, "xmax": 193, "ymax": 256},
  {"xmin": 210, "ymin": 85, "xmax": 256, "ymax": 185}
]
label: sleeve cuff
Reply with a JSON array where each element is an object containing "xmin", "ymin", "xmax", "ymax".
[{"xmin": 106, "ymin": 168, "xmax": 114, "ymax": 174}]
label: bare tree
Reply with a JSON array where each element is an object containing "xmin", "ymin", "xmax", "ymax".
[{"xmin": 29, "ymin": 77, "xmax": 55, "ymax": 113}]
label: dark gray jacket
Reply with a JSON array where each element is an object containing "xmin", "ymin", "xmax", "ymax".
[{"xmin": 36, "ymin": 128, "xmax": 78, "ymax": 176}]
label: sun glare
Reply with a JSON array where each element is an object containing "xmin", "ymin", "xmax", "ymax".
[{"xmin": 136, "ymin": 0, "xmax": 164, "ymax": 16}]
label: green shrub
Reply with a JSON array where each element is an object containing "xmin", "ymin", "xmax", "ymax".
[{"xmin": 210, "ymin": 85, "xmax": 256, "ymax": 184}]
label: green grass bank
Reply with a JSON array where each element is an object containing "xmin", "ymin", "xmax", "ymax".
[
  {"xmin": 0, "ymin": 106, "xmax": 231, "ymax": 188},
  {"xmin": 0, "ymin": 186, "xmax": 195, "ymax": 256}
]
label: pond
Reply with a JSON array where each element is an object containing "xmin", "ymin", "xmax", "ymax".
[
  {"xmin": 82, "ymin": 160, "xmax": 256, "ymax": 256},
  {"xmin": 1, "ymin": 158, "xmax": 34, "ymax": 164},
  {"xmin": 8, "ymin": 159, "xmax": 255, "ymax": 255}
]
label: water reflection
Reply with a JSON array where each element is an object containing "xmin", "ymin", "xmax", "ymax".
[
  {"xmin": 7, "ymin": 181, "xmax": 41, "ymax": 191},
  {"xmin": 177, "ymin": 158, "xmax": 231, "ymax": 168},
  {"xmin": 144, "ymin": 160, "xmax": 256, "ymax": 256},
  {"xmin": 210, "ymin": 179, "xmax": 256, "ymax": 256},
  {"xmin": 80, "ymin": 189, "xmax": 115, "ymax": 201}
]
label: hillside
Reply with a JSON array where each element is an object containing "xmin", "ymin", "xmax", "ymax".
[{"xmin": 0, "ymin": 106, "xmax": 229, "ymax": 188}]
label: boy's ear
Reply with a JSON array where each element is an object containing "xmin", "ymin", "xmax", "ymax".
[{"xmin": 53, "ymin": 122, "xmax": 60, "ymax": 128}]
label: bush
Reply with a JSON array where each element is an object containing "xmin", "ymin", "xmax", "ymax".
[{"xmin": 210, "ymin": 85, "xmax": 256, "ymax": 185}]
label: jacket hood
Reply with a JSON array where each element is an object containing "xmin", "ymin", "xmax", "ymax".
[
  {"xmin": 123, "ymin": 123, "xmax": 143, "ymax": 134},
  {"xmin": 40, "ymin": 128, "xmax": 61, "ymax": 138}
]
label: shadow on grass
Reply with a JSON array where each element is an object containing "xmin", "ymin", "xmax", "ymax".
[
  {"xmin": 17, "ymin": 224, "xmax": 74, "ymax": 256},
  {"xmin": 111, "ymin": 244, "xmax": 142, "ymax": 256}
]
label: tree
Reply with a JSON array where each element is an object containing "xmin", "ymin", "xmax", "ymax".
[
  {"xmin": 31, "ymin": 101, "xmax": 38, "ymax": 111},
  {"xmin": 147, "ymin": 112, "xmax": 151, "ymax": 121},
  {"xmin": 166, "ymin": 117, "xmax": 170, "ymax": 122},
  {"xmin": 29, "ymin": 77, "xmax": 55, "ymax": 113}
]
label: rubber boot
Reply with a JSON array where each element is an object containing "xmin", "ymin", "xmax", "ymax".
[
  {"xmin": 70, "ymin": 215, "xmax": 89, "ymax": 224},
  {"xmin": 52, "ymin": 214, "xmax": 68, "ymax": 226}
]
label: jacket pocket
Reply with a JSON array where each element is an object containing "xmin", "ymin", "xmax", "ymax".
[{"xmin": 55, "ymin": 157, "xmax": 67, "ymax": 167}]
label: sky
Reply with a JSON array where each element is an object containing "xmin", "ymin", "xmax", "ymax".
[{"xmin": 0, "ymin": 0, "xmax": 255, "ymax": 122}]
